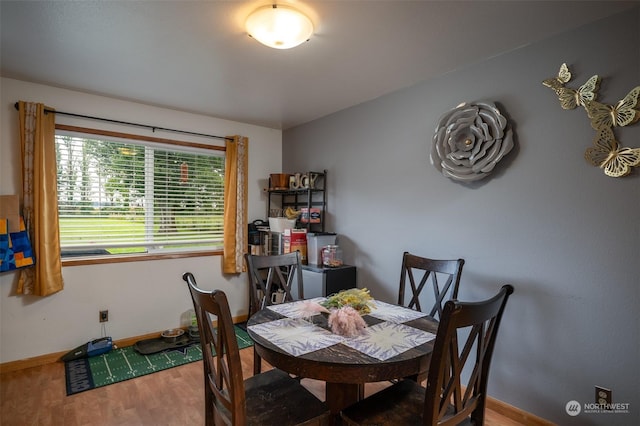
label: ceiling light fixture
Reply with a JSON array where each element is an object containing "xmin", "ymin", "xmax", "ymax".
[{"xmin": 245, "ymin": 4, "xmax": 313, "ymax": 50}]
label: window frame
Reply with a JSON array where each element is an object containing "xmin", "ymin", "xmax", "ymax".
[{"xmin": 55, "ymin": 124, "xmax": 226, "ymax": 266}]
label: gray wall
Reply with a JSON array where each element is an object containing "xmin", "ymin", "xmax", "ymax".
[{"xmin": 284, "ymin": 9, "xmax": 639, "ymax": 425}]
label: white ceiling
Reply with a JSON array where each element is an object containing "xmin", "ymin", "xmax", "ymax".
[{"xmin": 1, "ymin": 1, "xmax": 637, "ymax": 130}]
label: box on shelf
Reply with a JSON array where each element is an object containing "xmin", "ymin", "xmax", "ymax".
[
  {"xmin": 307, "ymin": 232, "xmax": 337, "ymax": 266},
  {"xmin": 283, "ymin": 228, "xmax": 308, "ymax": 264},
  {"xmin": 269, "ymin": 217, "xmax": 296, "ymax": 233},
  {"xmin": 300, "ymin": 207, "xmax": 321, "ymax": 223}
]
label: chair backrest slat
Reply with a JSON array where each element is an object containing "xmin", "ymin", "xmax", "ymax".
[
  {"xmin": 245, "ymin": 252, "xmax": 304, "ymax": 318},
  {"xmin": 398, "ymin": 252, "xmax": 465, "ymax": 320},
  {"xmin": 424, "ymin": 284, "xmax": 514, "ymax": 426}
]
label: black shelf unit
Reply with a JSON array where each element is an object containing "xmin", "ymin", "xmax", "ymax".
[{"xmin": 267, "ymin": 170, "xmax": 327, "ymax": 232}]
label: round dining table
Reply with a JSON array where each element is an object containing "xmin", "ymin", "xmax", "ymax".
[{"xmin": 246, "ymin": 303, "xmax": 439, "ymax": 421}]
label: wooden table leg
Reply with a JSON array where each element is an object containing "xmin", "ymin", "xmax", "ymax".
[{"xmin": 325, "ymin": 382, "xmax": 361, "ymax": 424}]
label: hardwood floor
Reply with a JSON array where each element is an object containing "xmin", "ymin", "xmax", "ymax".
[{"xmin": 1, "ymin": 347, "xmax": 528, "ymax": 426}]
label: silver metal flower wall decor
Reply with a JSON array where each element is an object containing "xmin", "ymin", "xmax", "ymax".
[
  {"xmin": 430, "ymin": 101, "xmax": 514, "ymax": 182},
  {"xmin": 542, "ymin": 63, "xmax": 640, "ymax": 178}
]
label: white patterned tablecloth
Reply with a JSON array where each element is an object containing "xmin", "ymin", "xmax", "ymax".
[
  {"xmin": 341, "ymin": 322, "xmax": 435, "ymax": 361},
  {"xmin": 266, "ymin": 297, "xmax": 327, "ymax": 318},
  {"xmin": 367, "ymin": 300, "xmax": 428, "ymax": 323},
  {"xmin": 248, "ymin": 317, "xmax": 342, "ymax": 357},
  {"xmin": 252, "ymin": 299, "xmax": 436, "ymax": 361}
]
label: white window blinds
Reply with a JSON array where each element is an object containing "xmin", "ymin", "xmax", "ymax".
[{"xmin": 55, "ymin": 131, "xmax": 225, "ymax": 256}]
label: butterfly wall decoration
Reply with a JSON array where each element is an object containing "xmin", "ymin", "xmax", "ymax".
[
  {"xmin": 543, "ymin": 64, "xmax": 600, "ymax": 110},
  {"xmin": 584, "ymin": 86, "xmax": 640, "ymax": 129},
  {"xmin": 542, "ymin": 63, "xmax": 572, "ymax": 92},
  {"xmin": 543, "ymin": 63, "xmax": 640, "ymax": 178},
  {"xmin": 585, "ymin": 127, "xmax": 640, "ymax": 178}
]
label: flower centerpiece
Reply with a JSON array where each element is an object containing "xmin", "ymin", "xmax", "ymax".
[
  {"xmin": 320, "ymin": 288, "xmax": 375, "ymax": 337},
  {"xmin": 321, "ymin": 288, "xmax": 375, "ymax": 315}
]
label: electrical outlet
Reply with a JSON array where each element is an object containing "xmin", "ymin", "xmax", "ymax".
[
  {"xmin": 99, "ymin": 310, "xmax": 109, "ymax": 322},
  {"xmin": 595, "ymin": 386, "xmax": 612, "ymax": 407}
]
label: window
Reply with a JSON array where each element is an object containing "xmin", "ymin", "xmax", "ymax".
[{"xmin": 55, "ymin": 127, "xmax": 225, "ymax": 258}]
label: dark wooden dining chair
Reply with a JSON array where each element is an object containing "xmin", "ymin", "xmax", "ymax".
[
  {"xmin": 398, "ymin": 252, "xmax": 465, "ymax": 320},
  {"xmin": 341, "ymin": 284, "xmax": 514, "ymax": 426},
  {"xmin": 244, "ymin": 252, "xmax": 304, "ymax": 374},
  {"xmin": 182, "ymin": 272, "xmax": 330, "ymax": 426},
  {"xmin": 245, "ymin": 251, "xmax": 305, "ymax": 316}
]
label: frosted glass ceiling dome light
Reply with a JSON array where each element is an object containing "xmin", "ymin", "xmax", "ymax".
[{"xmin": 246, "ymin": 4, "xmax": 313, "ymax": 49}]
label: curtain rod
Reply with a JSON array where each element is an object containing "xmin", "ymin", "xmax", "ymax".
[{"xmin": 13, "ymin": 102, "xmax": 234, "ymax": 141}]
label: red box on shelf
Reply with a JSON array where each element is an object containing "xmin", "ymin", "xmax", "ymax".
[
  {"xmin": 283, "ymin": 229, "xmax": 308, "ymax": 264},
  {"xmin": 300, "ymin": 208, "xmax": 321, "ymax": 223}
]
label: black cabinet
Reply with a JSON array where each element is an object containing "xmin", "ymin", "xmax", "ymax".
[{"xmin": 299, "ymin": 264, "xmax": 357, "ymax": 299}]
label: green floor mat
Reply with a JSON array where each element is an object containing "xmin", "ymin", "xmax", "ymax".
[{"xmin": 65, "ymin": 325, "xmax": 253, "ymax": 396}]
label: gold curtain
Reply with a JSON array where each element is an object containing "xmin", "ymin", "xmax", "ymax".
[
  {"xmin": 16, "ymin": 101, "xmax": 64, "ymax": 296},
  {"xmin": 222, "ymin": 136, "xmax": 248, "ymax": 273}
]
